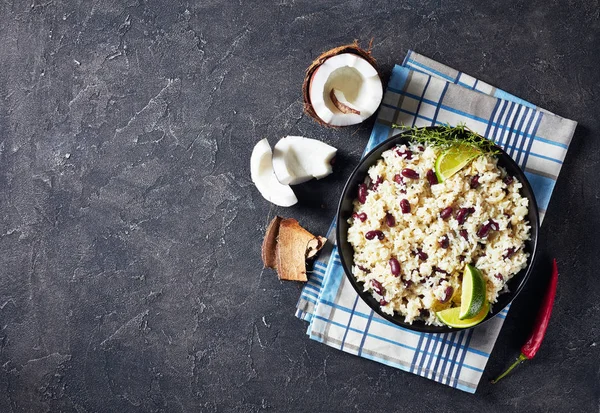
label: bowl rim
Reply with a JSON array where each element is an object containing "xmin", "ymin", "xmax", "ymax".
[{"xmin": 335, "ymin": 126, "xmax": 540, "ymax": 333}]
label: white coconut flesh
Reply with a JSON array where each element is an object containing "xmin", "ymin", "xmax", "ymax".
[
  {"xmin": 272, "ymin": 136, "xmax": 337, "ymax": 185},
  {"xmin": 309, "ymin": 53, "xmax": 383, "ymax": 126},
  {"xmin": 250, "ymin": 139, "xmax": 298, "ymax": 207}
]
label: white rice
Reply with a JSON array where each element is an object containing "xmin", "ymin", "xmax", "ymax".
[{"xmin": 348, "ymin": 142, "xmax": 531, "ymax": 326}]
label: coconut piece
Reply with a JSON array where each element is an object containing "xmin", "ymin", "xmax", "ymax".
[
  {"xmin": 275, "ymin": 218, "xmax": 325, "ymax": 281},
  {"xmin": 272, "ymin": 136, "xmax": 337, "ymax": 185},
  {"xmin": 261, "ymin": 216, "xmax": 282, "ymax": 269},
  {"xmin": 250, "ymin": 139, "xmax": 298, "ymax": 207},
  {"xmin": 306, "ymin": 236, "xmax": 327, "ymax": 259},
  {"xmin": 330, "ymin": 89, "xmax": 361, "ymax": 115},
  {"xmin": 302, "ymin": 41, "xmax": 383, "ymax": 127}
]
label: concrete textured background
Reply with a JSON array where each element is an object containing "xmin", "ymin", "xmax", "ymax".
[{"xmin": 0, "ymin": 0, "xmax": 599, "ymax": 412}]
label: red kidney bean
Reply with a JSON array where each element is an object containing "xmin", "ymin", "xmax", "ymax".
[
  {"xmin": 494, "ymin": 273, "xmax": 504, "ymax": 281},
  {"xmin": 418, "ymin": 145, "xmax": 425, "ymax": 152},
  {"xmin": 503, "ymin": 175, "xmax": 514, "ymax": 185},
  {"xmin": 426, "ymin": 169, "xmax": 438, "ymax": 186},
  {"xmin": 371, "ymin": 279, "xmax": 385, "ymax": 295},
  {"xmin": 440, "ymin": 286, "xmax": 454, "ymax": 303},
  {"xmin": 404, "ymin": 280, "xmax": 413, "ymax": 288},
  {"xmin": 401, "ymin": 168, "xmax": 419, "ymax": 179},
  {"xmin": 459, "ymin": 229, "xmax": 469, "ymax": 240},
  {"xmin": 489, "ymin": 219, "xmax": 499, "ymax": 231},
  {"xmin": 440, "ymin": 206, "xmax": 453, "ymax": 220},
  {"xmin": 365, "ymin": 230, "xmax": 385, "ymax": 240},
  {"xmin": 470, "ymin": 174, "xmax": 480, "ymax": 189},
  {"xmin": 352, "ymin": 212, "xmax": 367, "ymax": 222},
  {"xmin": 434, "ymin": 267, "xmax": 449, "ymax": 275},
  {"xmin": 456, "ymin": 207, "xmax": 476, "ymax": 225},
  {"xmin": 503, "ymin": 247, "xmax": 516, "ymax": 259},
  {"xmin": 439, "ymin": 235, "xmax": 450, "ymax": 249},
  {"xmin": 507, "ymin": 221, "xmax": 513, "ymax": 229},
  {"xmin": 400, "ymin": 199, "xmax": 411, "ymax": 214},
  {"xmin": 416, "ymin": 248, "xmax": 428, "ymax": 261},
  {"xmin": 476, "ymin": 222, "xmax": 491, "ymax": 238},
  {"xmin": 379, "ymin": 298, "xmax": 388, "ymax": 306},
  {"xmin": 458, "ymin": 255, "xmax": 466, "ymax": 262},
  {"xmin": 393, "ymin": 174, "xmax": 405, "ymax": 185},
  {"xmin": 396, "ymin": 147, "xmax": 413, "ymax": 159},
  {"xmin": 369, "ymin": 175, "xmax": 383, "ymax": 191},
  {"xmin": 385, "ymin": 213, "xmax": 396, "ymax": 227},
  {"xmin": 389, "ymin": 258, "xmax": 401, "ymax": 276},
  {"xmin": 357, "ymin": 265, "xmax": 371, "ymax": 273},
  {"xmin": 357, "ymin": 183, "xmax": 367, "ymax": 204}
]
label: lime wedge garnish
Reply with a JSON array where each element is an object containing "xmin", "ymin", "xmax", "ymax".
[
  {"xmin": 459, "ymin": 264, "xmax": 487, "ymax": 320},
  {"xmin": 434, "ymin": 144, "xmax": 481, "ymax": 182},
  {"xmin": 436, "ymin": 301, "xmax": 489, "ymax": 328}
]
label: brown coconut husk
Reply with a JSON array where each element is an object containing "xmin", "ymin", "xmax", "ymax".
[
  {"xmin": 275, "ymin": 218, "xmax": 318, "ymax": 281},
  {"xmin": 302, "ymin": 39, "xmax": 378, "ymax": 127},
  {"xmin": 261, "ymin": 216, "xmax": 327, "ymax": 282},
  {"xmin": 261, "ymin": 216, "xmax": 282, "ymax": 269}
]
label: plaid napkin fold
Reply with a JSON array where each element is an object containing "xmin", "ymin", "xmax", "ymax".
[{"xmin": 295, "ymin": 51, "xmax": 577, "ymax": 393}]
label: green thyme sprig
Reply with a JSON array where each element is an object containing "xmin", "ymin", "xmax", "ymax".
[{"xmin": 391, "ymin": 123, "xmax": 501, "ymax": 155}]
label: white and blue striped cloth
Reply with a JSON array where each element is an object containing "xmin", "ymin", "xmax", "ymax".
[{"xmin": 295, "ymin": 51, "xmax": 577, "ymax": 393}]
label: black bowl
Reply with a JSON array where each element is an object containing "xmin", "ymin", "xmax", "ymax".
[{"xmin": 336, "ymin": 127, "xmax": 540, "ymax": 333}]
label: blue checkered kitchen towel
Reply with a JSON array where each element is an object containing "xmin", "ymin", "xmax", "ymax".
[{"xmin": 295, "ymin": 51, "xmax": 577, "ymax": 392}]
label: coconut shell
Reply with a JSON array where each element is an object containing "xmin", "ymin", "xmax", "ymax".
[
  {"xmin": 261, "ymin": 216, "xmax": 282, "ymax": 268},
  {"xmin": 302, "ymin": 39, "xmax": 378, "ymax": 127},
  {"xmin": 275, "ymin": 218, "xmax": 324, "ymax": 282}
]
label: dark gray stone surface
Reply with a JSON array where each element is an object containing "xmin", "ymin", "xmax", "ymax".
[{"xmin": 0, "ymin": 0, "xmax": 598, "ymax": 412}]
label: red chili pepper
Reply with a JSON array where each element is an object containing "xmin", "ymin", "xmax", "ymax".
[{"xmin": 491, "ymin": 259, "xmax": 558, "ymax": 384}]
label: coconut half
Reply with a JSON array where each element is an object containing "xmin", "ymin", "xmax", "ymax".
[
  {"xmin": 303, "ymin": 42, "xmax": 383, "ymax": 127},
  {"xmin": 250, "ymin": 139, "xmax": 298, "ymax": 207},
  {"xmin": 272, "ymin": 136, "xmax": 337, "ymax": 185}
]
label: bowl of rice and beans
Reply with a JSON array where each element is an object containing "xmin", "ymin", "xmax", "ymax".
[{"xmin": 336, "ymin": 127, "xmax": 539, "ymax": 333}]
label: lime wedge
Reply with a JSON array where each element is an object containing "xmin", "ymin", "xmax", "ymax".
[
  {"xmin": 459, "ymin": 264, "xmax": 487, "ymax": 319},
  {"xmin": 434, "ymin": 144, "xmax": 481, "ymax": 182},
  {"xmin": 436, "ymin": 302, "xmax": 489, "ymax": 328}
]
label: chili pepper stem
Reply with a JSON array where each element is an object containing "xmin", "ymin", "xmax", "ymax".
[{"xmin": 491, "ymin": 353, "xmax": 528, "ymax": 384}]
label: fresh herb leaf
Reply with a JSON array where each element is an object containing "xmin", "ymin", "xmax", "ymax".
[{"xmin": 391, "ymin": 123, "xmax": 501, "ymax": 155}]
